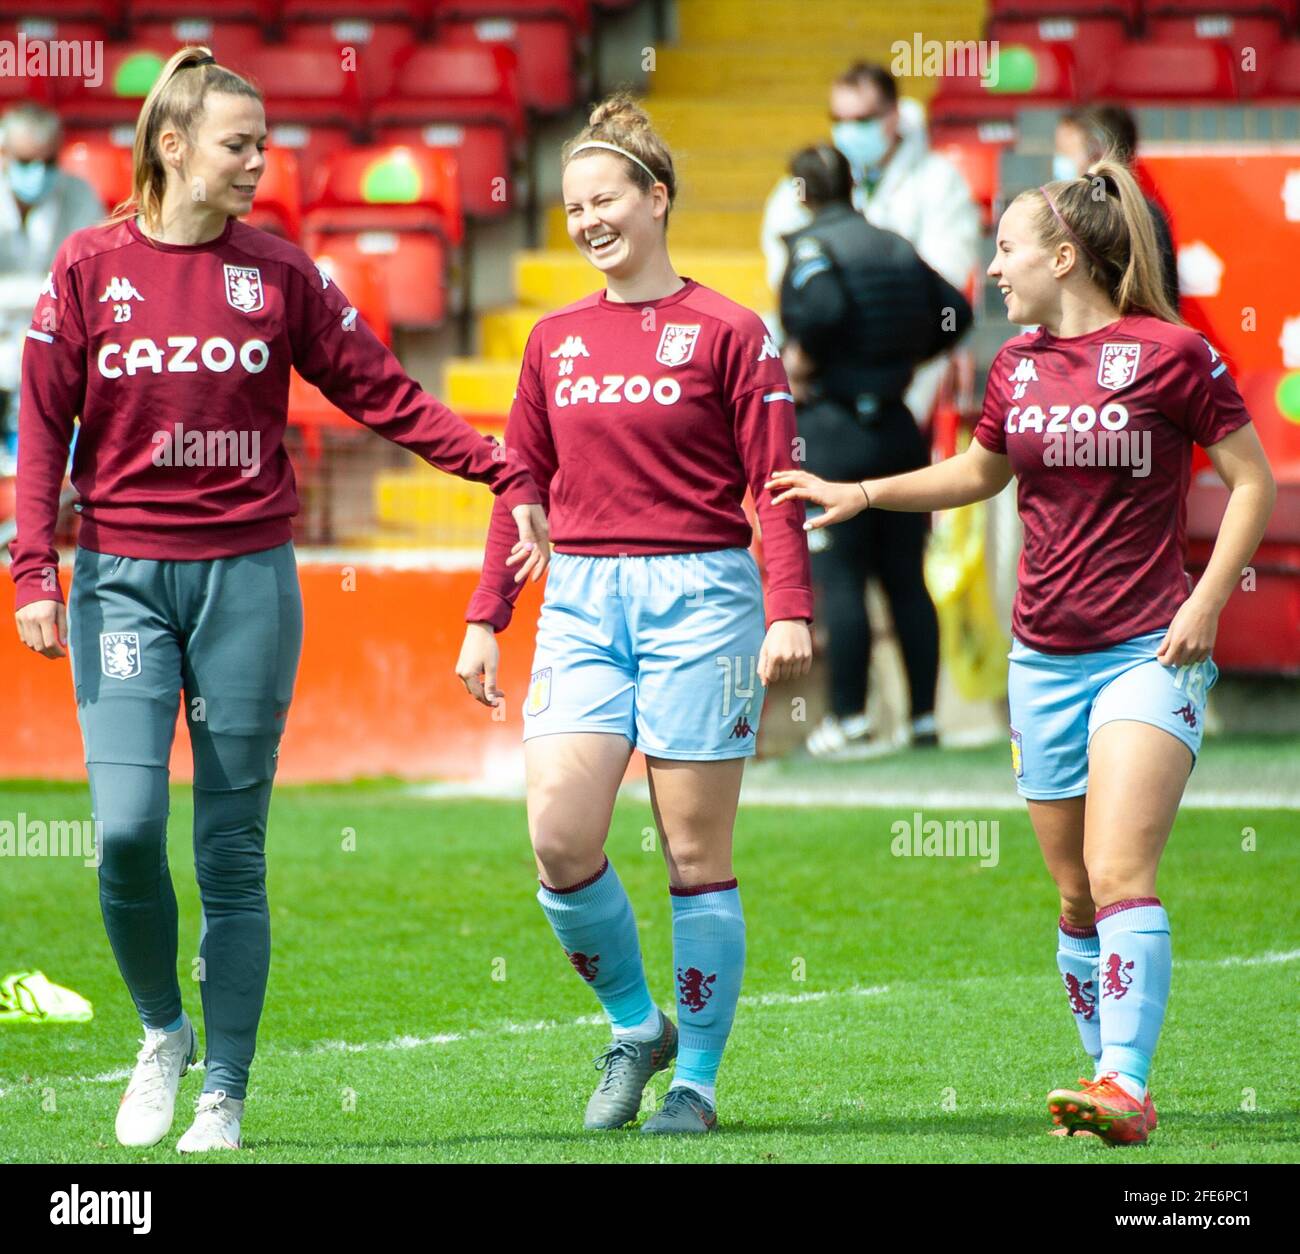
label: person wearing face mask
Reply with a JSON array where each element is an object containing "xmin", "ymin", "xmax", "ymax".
[
  {"xmin": 760, "ymin": 61, "xmax": 979, "ymax": 431},
  {"xmin": 1055, "ymin": 104, "xmax": 1178, "ymax": 315},
  {"xmin": 779, "ymin": 144, "xmax": 973, "ymax": 759},
  {"xmin": 0, "ymin": 104, "xmax": 104, "ymax": 474}
]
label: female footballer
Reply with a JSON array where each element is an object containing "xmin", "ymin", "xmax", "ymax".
[
  {"xmin": 767, "ymin": 159, "xmax": 1274, "ymax": 1144},
  {"xmin": 11, "ymin": 47, "xmax": 545, "ymax": 1152},
  {"xmin": 457, "ymin": 93, "xmax": 814, "ymax": 1134}
]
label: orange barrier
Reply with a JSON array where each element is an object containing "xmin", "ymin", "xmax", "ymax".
[{"xmin": 2, "ymin": 558, "xmax": 565, "ymax": 783}]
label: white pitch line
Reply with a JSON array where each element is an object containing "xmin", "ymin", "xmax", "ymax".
[{"xmin": 6, "ymin": 954, "xmax": 1294, "ymax": 1096}]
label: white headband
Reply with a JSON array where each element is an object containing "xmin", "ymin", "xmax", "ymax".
[{"xmin": 569, "ymin": 140, "xmax": 660, "ymax": 184}]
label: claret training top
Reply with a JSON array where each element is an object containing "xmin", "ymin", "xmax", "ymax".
[
  {"xmin": 466, "ymin": 278, "xmax": 814, "ymax": 633},
  {"xmin": 12, "ymin": 215, "xmax": 539, "ymax": 609},
  {"xmin": 973, "ymin": 313, "xmax": 1251, "ymax": 653}
]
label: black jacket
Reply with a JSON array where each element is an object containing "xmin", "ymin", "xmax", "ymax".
[{"xmin": 779, "ymin": 202, "xmax": 973, "ymax": 407}]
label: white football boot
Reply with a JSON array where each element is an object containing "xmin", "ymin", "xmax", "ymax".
[
  {"xmin": 115, "ymin": 1014, "xmax": 199, "ymax": 1147},
  {"xmin": 176, "ymin": 1090, "xmax": 243, "ymax": 1153}
]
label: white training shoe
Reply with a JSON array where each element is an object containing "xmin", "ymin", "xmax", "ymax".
[
  {"xmin": 176, "ymin": 1090, "xmax": 243, "ymax": 1153},
  {"xmin": 115, "ymin": 1014, "xmax": 199, "ymax": 1147}
]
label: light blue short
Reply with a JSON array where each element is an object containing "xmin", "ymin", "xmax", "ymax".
[
  {"xmin": 1006, "ymin": 629, "xmax": 1218, "ymax": 800},
  {"xmin": 523, "ymin": 549, "xmax": 766, "ymax": 760}
]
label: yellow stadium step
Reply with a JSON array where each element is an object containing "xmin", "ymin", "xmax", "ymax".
[
  {"xmin": 631, "ymin": 97, "xmax": 829, "ymax": 153},
  {"xmin": 675, "ymin": 0, "xmax": 983, "ymax": 45},
  {"xmin": 543, "ymin": 204, "xmax": 766, "ymax": 252},
  {"xmin": 479, "ymin": 306, "xmax": 544, "ymax": 361},
  {"xmin": 651, "ymin": 49, "xmax": 886, "ymax": 97},
  {"xmin": 373, "ymin": 462, "xmax": 496, "ymax": 548},
  {"xmin": 443, "ymin": 358, "xmax": 519, "ymax": 417},
  {"xmin": 514, "ymin": 249, "xmax": 773, "ymax": 316}
]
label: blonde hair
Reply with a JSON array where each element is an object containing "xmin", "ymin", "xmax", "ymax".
[
  {"xmin": 104, "ymin": 45, "xmax": 262, "ymax": 235},
  {"xmin": 560, "ymin": 90, "xmax": 676, "ymax": 228},
  {"xmin": 1015, "ymin": 156, "xmax": 1181, "ymax": 325}
]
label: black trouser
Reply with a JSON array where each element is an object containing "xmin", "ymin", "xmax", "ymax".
[{"xmin": 798, "ymin": 396, "xmax": 939, "ymax": 721}]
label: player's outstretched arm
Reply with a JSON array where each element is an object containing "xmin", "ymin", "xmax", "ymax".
[{"xmin": 765, "ymin": 440, "xmax": 1012, "ymax": 530}]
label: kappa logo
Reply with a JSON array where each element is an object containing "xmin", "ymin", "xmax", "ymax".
[
  {"xmin": 1098, "ymin": 342, "xmax": 1141, "ymax": 390},
  {"xmin": 315, "ymin": 261, "xmax": 332, "ymax": 290},
  {"xmin": 224, "ymin": 264, "xmax": 264, "ymax": 314},
  {"xmin": 98, "ymin": 276, "xmax": 144, "ymax": 303},
  {"xmin": 757, "ymin": 333, "xmax": 779, "ymax": 362},
  {"xmin": 549, "ymin": 335, "xmax": 589, "ymax": 359},
  {"xmin": 1007, "ymin": 356, "xmax": 1037, "ymax": 400},
  {"xmin": 655, "ymin": 323, "xmax": 701, "ymax": 367},
  {"xmin": 100, "ymin": 632, "xmax": 141, "ymax": 681},
  {"xmin": 40, "ymin": 271, "xmax": 57, "ymax": 300}
]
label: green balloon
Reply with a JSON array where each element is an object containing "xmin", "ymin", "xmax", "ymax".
[
  {"xmin": 984, "ymin": 46, "xmax": 1038, "ymax": 95},
  {"xmin": 1275, "ymin": 371, "xmax": 1300, "ymax": 424},
  {"xmin": 113, "ymin": 52, "xmax": 165, "ymax": 99},
  {"xmin": 361, "ymin": 157, "xmax": 421, "ymax": 204}
]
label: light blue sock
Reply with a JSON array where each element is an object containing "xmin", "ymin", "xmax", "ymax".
[
  {"xmin": 1096, "ymin": 897, "xmax": 1171, "ymax": 1099},
  {"xmin": 1056, "ymin": 918, "xmax": 1100, "ymax": 1064},
  {"xmin": 161, "ymin": 1012, "xmax": 186, "ymax": 1034},
  {"xmin": 670, "ymin": 880, "xmax": 745, "ymax": 1094},
  {"xmin": 537, "ymin": 858, "xmax": 655, "ymax": 1033}
]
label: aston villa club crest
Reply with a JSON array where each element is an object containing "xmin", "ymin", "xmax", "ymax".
[
  {"xmin": 100, "ymin": 632, "xmax": 141, "ymax": 680},
  {"xmin": 655, "ymin": 323, "xmax": 700, "ymax": 367},
  {"xmin": 1097, "ymin": 342, "xmax": 1141, "ymax": 390},
  {"xmin": 526, "ymin": 667, "xmax": 552, "ymax": 716},
  {"xmin": 224, "ymin": 264, "xmax": 264, "ymax": 313}
]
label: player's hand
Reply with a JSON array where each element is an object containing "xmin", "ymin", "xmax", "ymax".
[
  {"xmin": 507, "ymin": 503, "xmax": 550, "ymax": 584},
  {"xmin": 764, "ymin": 470, "xmax": 869, "ymax": 529},
  {"xmin": 758, "ymin": 619, "xmax": 813, "ymax": 687},
  {"xmin": 15, "ymin": 599, "xmax": 67, "ymax": 659},
  {"xmin": 456, "ymin": 622, "xmax": 503, "ymax": 708},
  {"xmin": 1157, "ymin": 595, "xmax": 1218, "ymax": 667}
]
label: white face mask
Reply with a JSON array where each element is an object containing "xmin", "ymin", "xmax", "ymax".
[
  {"xmin": 1052, "ymin": 153, "xmax": 1081, "ymax": 182},
  {"xmin": 7, "ymin": 158, "xmax": 56, "ymax": 204},
  {"xmin": 832, "ymin": 119, "xmax": 890, "ymax": 181}
]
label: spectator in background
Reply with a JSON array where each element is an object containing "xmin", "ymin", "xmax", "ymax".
[
  {"xmin": 1055, "ymin": 103, "xmax": 1179, "ymax": 314},
  {"xmin": 0, "ymin": 103, "xmax": 103, "ymax": 474},
  {"xmin": 779, "ymin": 144, "xmax": 972, "ymax": 758},
  {"xmin": 761, "ymin": 61, "xmax": 979, "ymax": 429}
]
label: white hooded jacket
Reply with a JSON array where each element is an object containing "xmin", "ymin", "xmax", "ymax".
[{"xmin": 761, "ymin": 97, "xmax": 980, "ymax": 422}]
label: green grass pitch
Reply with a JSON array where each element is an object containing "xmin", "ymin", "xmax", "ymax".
[{"xmin": 0, "ymin": 765, "xmax": 1295, "ymax": 1164}]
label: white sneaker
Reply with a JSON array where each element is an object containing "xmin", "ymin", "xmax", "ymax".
[
  {"xmin": 176, "ymin": 1090, "xmax": 243, "ymax": 1153},
  {"xmin": 805, "ymin": 713, "xmax": 872, "ymax": 759},
  {"xmin": 115, "ymin": 1014, "xmax": 199, "ymax": 1147}
]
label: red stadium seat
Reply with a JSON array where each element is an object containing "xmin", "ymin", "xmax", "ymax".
[
  {"xmin": 282, "ymin": 19, "xmax": 418, "ymax": 102},
  {"xmin": 936, "ymin": 140, "xmax": 1006, "ymax": 231},
  {"xmin": 929, "ymin": 41, "xmax": 1078, "ymax": 129},
  {"xmin": 432, "ymin": 0, "xmax": 590, "ymax": 116},
  {"xmin": 278, "ymin": 0, "xmax": 432, "ymax": 26},
  {"xmin": 51, "ymin": 41, "xmax": 176, "ymax": 122},
  {"xmin": 123, "ymin": 1, "xmax": 277, "ymax": 23},
  {"xmin": 1147, "ymin": 14, "xmax": 1283, "ymax": 58},
  {"xmin": 986, "ymin": 0, "xmax": 1140, "ymax": 30},
  {"xmin": 1144, "ymin": 0, "xmax": 1299, "ymax": 21},
  {"xmin": 242, "ymin": 145, "xmax": 303, "ymax": 240},
  {"xmin": 235, "ymin": 46, "xmax": 364, "ymax": 126},
  {"xmin": 370, "ymin": 43, "xmax": 524, "ymax": 218},
  {"xmin": 1261, "ymin": 42, "xmax": 1300, "ymax": 100},
  {"xmin": 265, "ymin": 124, "xmax": 353, "ymax": 199},
  {"xmin": 131, "ymin": 19, "xmax": 268, "ymax": 65},
  {"xmin": 301, "ymin": 145, "xmax": 463, "ymax": 327},
  {"xmin": 985, "ymin": 15, "xmax": 1126, "ymax": 90},
  {"xmin": 0, "ymin": 19, "xmax": 111, "ymax": 103},
  {"xmin": 0, "ymin": 2, "xmax": 122, "ymax": 23},
  {"xmin": 1097, "ymin": 39, "xmax": 1238, "ymax": 100},
  {"xmin": 58, "ymin": 138, "xmax": 134, "ymax": 212}
]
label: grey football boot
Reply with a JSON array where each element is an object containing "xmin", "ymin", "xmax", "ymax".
[
  {"xmin": 641, "ymin": 1085, "xmax": 718, "ymax": 1134},
  {"xmin": 583, "ymin": 1009, "xmax": 678, "ymax": 1130}
]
